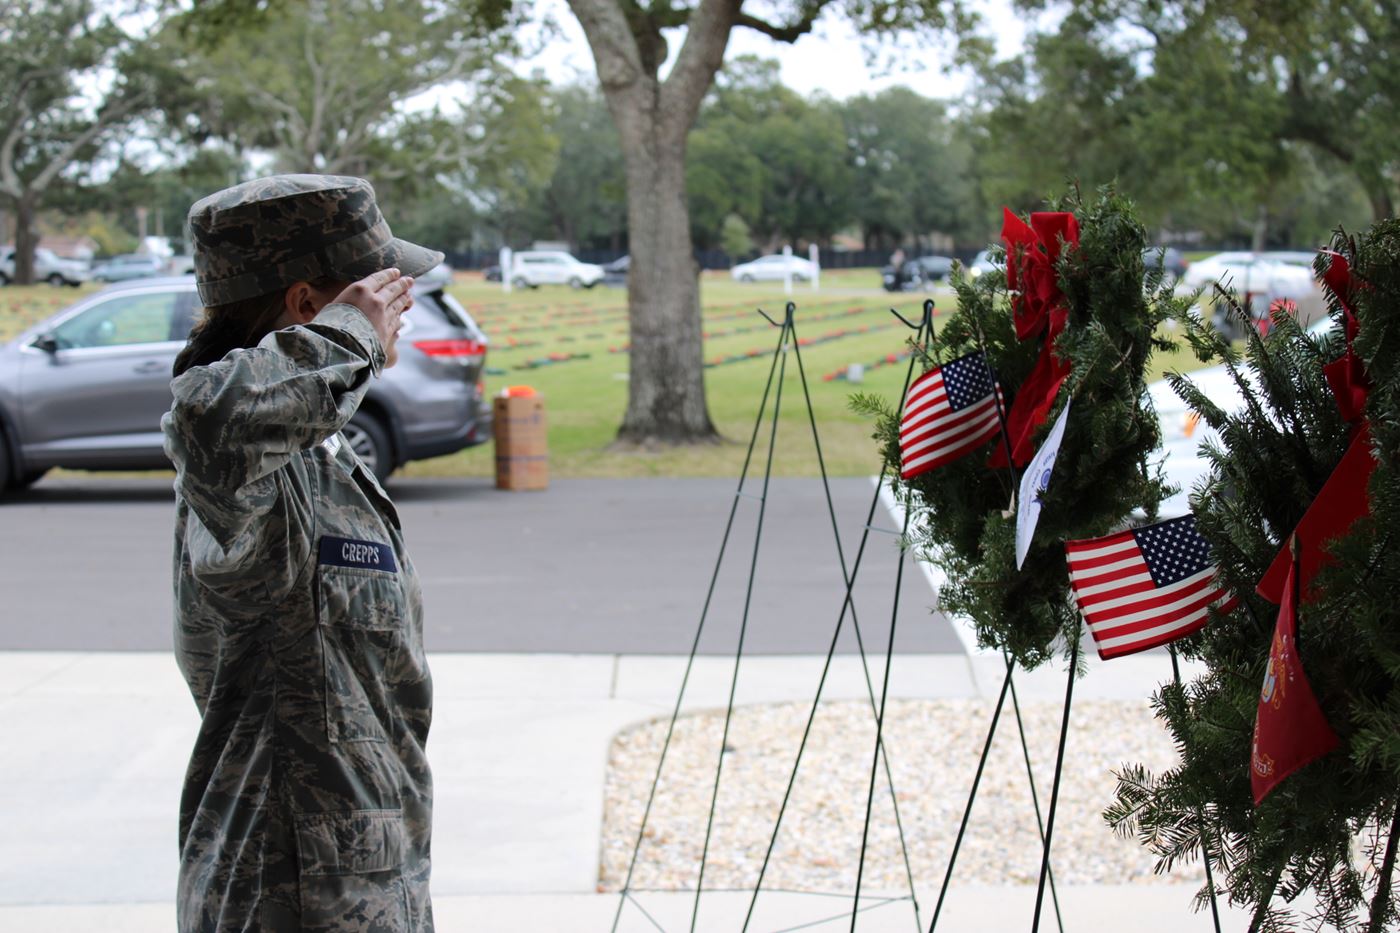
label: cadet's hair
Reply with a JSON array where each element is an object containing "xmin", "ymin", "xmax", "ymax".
[{"xmin": 173, "ymin": 277, "xmax": 342, "ymax": 377}]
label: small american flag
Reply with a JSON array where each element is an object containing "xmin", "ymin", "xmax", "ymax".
[
  {"xmin": 1066, "ymin": 515, "xmax": 1238, "ymax": 660},
  {"xmin": 900, "ymin": 351, "xmax": 1004, "ymax": 479}
]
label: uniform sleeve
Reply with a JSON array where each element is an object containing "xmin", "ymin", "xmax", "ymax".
[{"xmin": 163, "ymin": 303, "xmax": 384, "ymax": 556}]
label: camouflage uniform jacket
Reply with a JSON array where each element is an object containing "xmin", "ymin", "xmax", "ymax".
[{"xmin": 163, "ymin": 304, "xmax": 433, "ymax": 932}]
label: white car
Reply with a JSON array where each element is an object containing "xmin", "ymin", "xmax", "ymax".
[
  {"xmin": 964, "ymin": 249, "xmax": 999, "ymax": 279},
  {"xmin": 730, "ymin": 254, "xmax": 817, "ymax": 283},
  {"xmin": 1262, "ymin": 250, "xmax": 1319, "ymax": 269},
  {"xmin": 509, "ymin": 251, "xmax": 604, "ymax": 289},
  {"xmin": 0, "ymin": 247, "xmax": 90, "ymax": 287},
  {"xmin": 1181, "ymin": 251, "xmax": 1316, "ymax": 299}
]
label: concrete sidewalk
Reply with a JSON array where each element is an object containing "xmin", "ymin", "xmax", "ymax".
[{"xmin": 0, "ymin": 649, "xmax": 1235, "ymax": 931}]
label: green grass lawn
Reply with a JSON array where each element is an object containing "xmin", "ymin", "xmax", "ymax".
[
  {"xmin": 0, "ymin": 270, "xmax": 1212, "ymax": 481},
  {"xmin": 413, "ymin": 269, "xmax": 930, "ymax": 478}
]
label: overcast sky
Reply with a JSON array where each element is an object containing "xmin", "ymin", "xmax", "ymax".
[{"xmin": 511, "ymin": 0, "xmax": 1034, "ymax": 101}]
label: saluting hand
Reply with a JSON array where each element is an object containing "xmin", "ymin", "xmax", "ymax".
[{"xmin": 334, "ymin": 268, "xmax": 415, "ymax": 352}]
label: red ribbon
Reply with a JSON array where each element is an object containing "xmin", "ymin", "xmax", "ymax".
[
  {"xmin": 1319, "ymin": 250, "xmax": 1369, "ymax": 423},
  {"xmin": 1255, "ymin": 250, "xmax": 1375, "ymax": 607},
  {"xmin": 989, "ymin": 208, "xmax": 1079, "ymax": 468}
]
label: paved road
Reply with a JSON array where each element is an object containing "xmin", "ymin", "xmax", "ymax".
[{"xmin": 0, "ymin": 476, "xmax": 961, "ymax": 654}]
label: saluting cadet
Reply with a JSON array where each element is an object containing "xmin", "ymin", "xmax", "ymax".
[{"xmin": 164, "ymin": 174, "xmax": 441, "ymax": 932}]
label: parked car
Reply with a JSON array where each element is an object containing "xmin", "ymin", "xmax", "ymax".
[
  {"xmin": 1262, "ymin": 250, "xmax": 1319, "ymax": 269},
  {"xmin": 730, "ymin": 254, "xmax": 817, "ymax": 283},
  {"xmin": 509, "ymin": 250, "xmax": 604, "ymax": 289},
  {"xmin": 881, "ymin": 255, "xmax": 953, "ymax": 292},
  {"xmin": 601, "ymin": 255, "xmax": 629, "ymax": 286},
  {"xmin": 89, "ymin": 254, "xmax": 165, "ymax": 283},
  {"xmin": 1181, "ymin": 251, "xmax": 1315, "ymax": 298},
  {"xmin": 482, "ymin": 264, "xmax": 502, "ymax": 283},
  {"xmin": 0, "ymin": 267, "xmax": 491, "ymax": 491},
  {"xmin": 911, "ymin": 255, "xmax": 954, "ymax": 281},
  {"xmin": 1181, "ymin": 252, "xmax": 1319, "ymax": 338},
  {"xmin": 964, "ymin": 249, "xmax": 999, "ymax": 279},
  {"xmin": 0, "ymin": 247, "xmax": 90, "ymax": 287},
  {"xmin": 881, "ymin": 263, "xmax": 917, "ymax": 292},
  {"xmin": 1143, "ymin": 246, "xmax": 1189, "ymax": 282}
]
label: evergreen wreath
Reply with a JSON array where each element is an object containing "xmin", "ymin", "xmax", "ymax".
[
  {"xmin": 1104, "ymin": 222, "xmax": 1400, "ymax": 931},
  {"xmin": 855, "ymin": 187, "xmax": 1186, "ymax": 669}
]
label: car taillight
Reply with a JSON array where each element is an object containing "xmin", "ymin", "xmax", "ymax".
[{"xmin": 414, "ymin": 339, "xmax": 485, "ymax": 358}]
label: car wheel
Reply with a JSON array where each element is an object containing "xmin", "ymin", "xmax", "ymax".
[
  {"xmin": 740, "ymin": 274, "xmax": 754, "ymax": 283},
  {"xmin": 568, "ymin": 276, "xmax": 584, "ymax": 289},
  {"xmin": 344, "ymin": 413, "xmax": 394, "ymax": 482},
  {"xmin": 0, "ymin": 272, "xmax": 9, "ymax": 286},
  {"xmin": 46, "ymin": 273, "xmax": 65, "ymax": 287},
  {"xmin": 14, "ymin": 467, "xmax": 47, "ymax": 489}
]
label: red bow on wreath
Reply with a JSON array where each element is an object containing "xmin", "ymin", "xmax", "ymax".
[
  {"xmin": 989, "ymin": 208, "xmax": 1079, "ymax": 468},
  {"xmin": 1319, "ymin": 250, "xmax": 1370, "ymax": 424}
]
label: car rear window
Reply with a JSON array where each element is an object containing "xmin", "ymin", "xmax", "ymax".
[
  {"xmin": 434, "ymin": 292, "xmax": 480, "ymax": 331},
  {"xmin": 407, "ymin": 291, "xmax": 451, "ymax": 325},
  {"xmin": 408, "ymin": 288, "xmax": 480, "ymax": 334}
]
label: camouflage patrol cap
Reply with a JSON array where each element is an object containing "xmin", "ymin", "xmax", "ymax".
[{"xmin": 188, "ymin": 174, "xmax": 444, "ymax": 306}]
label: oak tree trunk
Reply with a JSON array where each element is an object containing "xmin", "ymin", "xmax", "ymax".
[
  {"xmin": 569, "ymin": 0, "xmax": 737, "ymax": 446},
  {"xmin": 614, "ymin": 115, "xmax": 717, "ymax": 444},
  {"xmin": 1250, "ymin": 203, "xmax": 1269, "ymax": 253},
  {"xmin": 13, "ymin": 195, "xmax": 38, "ymax": 286},
  {"xmin": 1365, "ymin": 177, "xmax": 1395, "ymax": 223}
]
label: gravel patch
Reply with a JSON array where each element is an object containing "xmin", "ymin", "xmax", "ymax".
[{"xmin": 600, "ymin": 697, "xmax": 1200, "ymax": 893}]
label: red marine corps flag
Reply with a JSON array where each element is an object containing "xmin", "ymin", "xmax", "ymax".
[
  {"xmin": 1065, "ymin": 515, "xmax": 1237, "ymax": 660},
  {"xmin": 1251, "ymin": 540, "xmax": 1339, "ymax": 804},
  {"xmin": 1256, "ymin": 422, "xmax": 1377, "ymax": 604},
  {"xmin": 899, "ymin": 350, "xmax": 1004, "ymax": 480}
]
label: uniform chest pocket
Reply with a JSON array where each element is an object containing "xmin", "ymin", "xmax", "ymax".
[{"xmin": 317, "ymin": 536, "xmax": 408, "ymax": 744}]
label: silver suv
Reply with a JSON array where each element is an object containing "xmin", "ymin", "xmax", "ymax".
[{"xmin": 0, "ymin": 268, "xmax": 491, "ymax": 491}]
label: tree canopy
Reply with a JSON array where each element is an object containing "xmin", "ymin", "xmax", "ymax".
[
  {"xmin": 1, "ymin": 0, "xmax": 150, "ymax": 282},
  {"xmin": 144, "ymin": 0, "xmax": 512, "ymax": 179},
  {"xmin": 972, "ymin": 0, "xmax": 1393, "ymax": 247}
]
